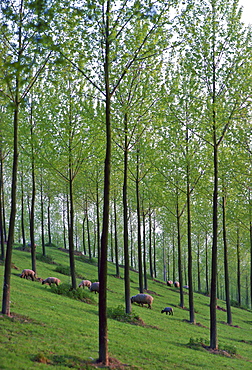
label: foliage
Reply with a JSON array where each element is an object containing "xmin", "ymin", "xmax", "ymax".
[
  {"xmin": 49, "ymin": 282, "xmax": 96, "ymax": 304},
  {"xmin": 107, "ymin": 305, "xmax": 140, "ymax": 324}
]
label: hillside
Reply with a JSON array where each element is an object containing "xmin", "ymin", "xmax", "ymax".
[{"xmin": 1, "ymin": 246, "xmax": 252, "ymax": 370}]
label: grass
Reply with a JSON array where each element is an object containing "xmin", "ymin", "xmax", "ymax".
[{"xmin": 1, "ymin": 245, "xmax": 252, "ymax": 369}]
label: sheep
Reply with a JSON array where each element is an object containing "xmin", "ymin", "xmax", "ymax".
[
  {"xmin": 174, "ymin": 281, "xmax": 180, "ymax": 288},
  {"xmin": 78, "ymin": 280, "xmax": 92, "ymax": 289},
  {"xmin": 130, "ymin": 294, "xmax": 153, "ymax": 309},
  {"xmin": 167, "ymin": 280, "xmax": 173, "ymax": 287},
  {"xmin": 89, "ymin": 282, "xmax": 99, "ymax": 294},
  {"xmin": 42, "ymin": 277, "xmax": 61, "ymax": 286},
  {"xmin": 183, "ymin": 285, "xmax": 189, "ymax": 289},
  {"xmin": 161, "ymin": 307, "xmax": 173, "ymax": 315},
  {"xmin": 20, "ymin": 269, "xmax": 36, "ymax": 281}
]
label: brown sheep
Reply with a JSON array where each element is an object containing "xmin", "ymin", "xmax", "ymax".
[
  {"xmin": 130, "ymin": 294, "xmax": 153, "ymax": 309},
  {"xmin": 78, "ymin": 280, "xmax": 92, "ymax": 289},
  {"xmin": 42, "ymin": 277, "xmax": 61, "ymax": 286},
  {"xmin": 20, "ymin": 269, "xmax": 36, "ymax": 281}
]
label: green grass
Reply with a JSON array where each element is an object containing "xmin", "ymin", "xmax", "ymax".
[{"xmin": 1, "ymin": 245, "xmax": 252, "ymax": 369}]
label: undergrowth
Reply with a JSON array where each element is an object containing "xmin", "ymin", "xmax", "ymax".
[{"xmin": 49, "ymin": 283, "xmax": 96, "ymax": 304}]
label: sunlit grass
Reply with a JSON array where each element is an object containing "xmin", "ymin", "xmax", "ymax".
[{"xmin": 0, "ymin": 245, "xmax": 252, "ymax": 369}]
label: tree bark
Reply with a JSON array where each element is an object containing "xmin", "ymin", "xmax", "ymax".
[
  {"xmin": 136, "ymin": 149, "xmax": 143, "ymax": 293},
  {"xmin": 222, "ymin": 195, "xmax": 232, "ymax": 324}
]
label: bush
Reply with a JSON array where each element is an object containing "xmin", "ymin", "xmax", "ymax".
[
  {"xmin": 50, "ymin": 283, "xmax": 96, "ymax": 304},
  {"xmin": 36, "ymin": 253, "xmax": 55, "ymax": 264},
  {"xmin": 55, "ymin": 265, "xmax": 71, "ymax": 275},
  {"xmin": 107, "ymin": 305, "xmax": 140, "ymax": 324}
]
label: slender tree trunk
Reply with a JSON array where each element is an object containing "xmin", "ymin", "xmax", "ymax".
[
  {"xmin": 153, "ymin": 213, "xmax": 156, "ymax": 278},
  {"xmin": 40, "ymin": 174, "xmax": 45, "ymax": 256},
  {"xmin": 2, "ymin": 103, "xmax": 19, "ymax": 315},
  {"xmin": 176, "ymin": 191, "xmax": 184, "ymax": 308},
  {"xmin": 136, "ymin": 149, "xmax": 143, "ymax": 293},
  {"xmin": 68, "ymin": 173, "xmax": 76, "ymax": 289},
  {"xmin": 143, "ymin": 211, "xmax": 147, "ymax": 290},
  {"xmin": 20, "ymin": 169, "xmax": 26, "ymax": 250},
  {"xmin": 236, "ymin": 227, "xmax": 241, "ymax": 307},
  {"xmin": 114, "ymin": 197, "xmax": 120, "ymax": 278},
  {"xmin": 205, "ymin": 233, "xmax": 209, "ymax": 294},
  {"xmin": 250, "ymin": 219, "xmax": 252, "ymax": 308},
  {"xmin": 0, "ymin": 149, "xmax": 4, "ymax": 260},
  {"xmin": 87, "ymin": 213, "xmax": 92, "ymax": 259},
  {"xmin": 47, "ymin": 196, "xmax": 52, "ymax": 245},
  {"xmin": 186, "ymin": 150, "xmax": 195, "ymax": 323},
  {"xmin": 172, "ymin": 228, "xmax": 176, "ymax": 283},
  {"xmin": 149, "ymin": 209, "xmax": 153, "ymax": 279},
  {"xmin": 123, "ymin": 114, "xmax": 130, "ymax": 312},
  {"xmin": 197, "ymin": 237, "xmax": 201, "ymax": 292},
  {"xmin": 222, "ymin": 195, "xmax": 232, "ymax": 324},
  {"xmin": 110, "ymin": 212, "xmax": 113, "ymax": 262},
  {"xmin": 98, "ymin": 1, "xmax": 111, "ymax": 363},
  {"xmin": 30, "ymin": 120, "xmax": 36, "ymax": 273}
]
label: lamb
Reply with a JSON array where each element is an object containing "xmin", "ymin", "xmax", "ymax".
[
  {"xmin": 161, "ymin": 307, "xmax": 173, "ymax": 315},
  {"xmin": 174, "ymin": 281, "xmax": 180, "ymax": 288},
  {"xmin": 89, "ymin": 282, "xmax": 99, "ymax": 294},
  {"xmin": 20, "ymin": 269, "xmax": 36, "ymax": 281},
  {"xmin": 78, "ymin": 280, "xmax": 92, "ymax": 289},
  {"xmin": 42, "ymin": 277, "xmax": 61, "ymax": 286},
  {"xmin": 167, "ymin": 280, "xmax": 173, "ymax": 287},
  {"xmin": 130, "ymin": 294, "xmax": 153, "ymax": 309}
]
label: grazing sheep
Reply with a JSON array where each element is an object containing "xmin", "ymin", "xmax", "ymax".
[
  {"xmin": 167, "ymin": 280, "xmax": 173, "ymax": 287},
  {"xmin": 89, "ymin": 282, "xmax": 99, "ymax": 294},
  {"xmin": 42, "ymin": 277, "xmax": 61, "ymax": 286},
  {"xmin": 130, "ymin": 294, "xmax": 153, "ymax": 309},
  {"xmin": 174, "ymin": 281, "xmax": 180, "ymax": 288},
  {"xmin": 183, "ymin": 285, "xmax": 189, "ymax": 289},
  {"xmin": 20, "ymin": 269, "xmax": 36, "ymax": 281},
  {"xmin": 161, "ymin": 307, "xmax": 173, "ymax": 315},
  {"xmin": 78, "ymin": 280, "xmax": 92, "ymax": 289}
]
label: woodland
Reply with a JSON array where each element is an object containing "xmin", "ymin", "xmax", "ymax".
[{"xmin": 0, "ymin": 0, "xmax": 252, "ymax": 365}]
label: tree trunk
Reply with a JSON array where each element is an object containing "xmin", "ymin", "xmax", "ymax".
[
  {"xmin": 87, "ymin": 212, "xmax": 92, "ymax": 259},
  {"xmin": 123, "ymin": 113, "xmax": 130, "ymax": 313},
  {"xmin": 30, "ymin": 120, "xmax": 36, "ymax": 273},
  {"xmin": 98, "ymin": 1, "xmax": 110, "ymax": 364},
  {"xmin": 205, "ymin": 233, "xmax": 209, "ymax": 294},
  {"xmin": 143, "ymin": 210, "xmax": 147, "ymax": 291},
  {"xmin": 40, "ymin": 174, "xmax": 46, "ymax": 256},
  {"xmin": 20, "ymin": 168, "xmax": 26, "ymax": 250},
  {"xmin": 136, "ymin": 149, "xmax": 143, "ymax": 293},
  {"xmin": 176, "ymin": 191, "xmax": 184, "ymax": 308},
  {"xmin": 186, "ymin": 152, "xmax": 195, "ymax": 323},
  {"xmin": 197, "ymin": 237, "xmax": 201, "ymax": 292},
  {"xmin": 149, "ymin": 209, "xmax": 153, "ymax": 279},
  {"xmin": 114, "ymin": 197, "xmax": 120, "ymax": 278},
  {"xmin": 2, "ymin": 102, "xmax": 19, "ymax": 316},
  {"xmin": 47, "ymin": 196, "xmax": 52, "ymax": 245},
  {"xmin": 222, "ymin": 195, "xmax": 232, "ymax": 324},
  {"xmin": 236, "ymin": 227, "xmax": 241, "ymax": 307},
  {"xmin": 68, "ymin": 172, "xmax": 76, "ymax": 289}
]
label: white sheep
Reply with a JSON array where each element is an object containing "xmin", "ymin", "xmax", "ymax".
[
  {"xmin": 42, "ymin": 277, "xmax": 61, "ymax": 286},
  {"xmin": 20, "ymin": 269, "xmax": 36, "ymax": 281},
  {"xmin": 89, "ymin": 282, "xmax": 99, "ymax": 294},
  {"xmin": 174, "ymin": 281, "xmax": 180, "ymax": 288},
  {"xmin": 130, "ymin": 294, "xmax": 153, "ymax": 309},
  {"xmin": 161, "ymin": 307, "xmax": 173, "ymax": 315},
  {"xmin": 78, "ymin": 280, "xmax": 92, "ymax": 289}
]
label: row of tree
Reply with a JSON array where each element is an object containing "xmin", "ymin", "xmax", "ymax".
[{"xmin": 1, "ymin": 0, "xmax": 251, "ymax": 363}]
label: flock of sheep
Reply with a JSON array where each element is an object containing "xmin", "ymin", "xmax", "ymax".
[{"xmin": 19, "ymin": 269, "xmax": 175, "ymax": 316}]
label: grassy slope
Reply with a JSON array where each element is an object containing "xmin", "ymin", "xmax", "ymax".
[{"xmin": 1, "ymin": 246, "xmax": 252, "ymax": 370}]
